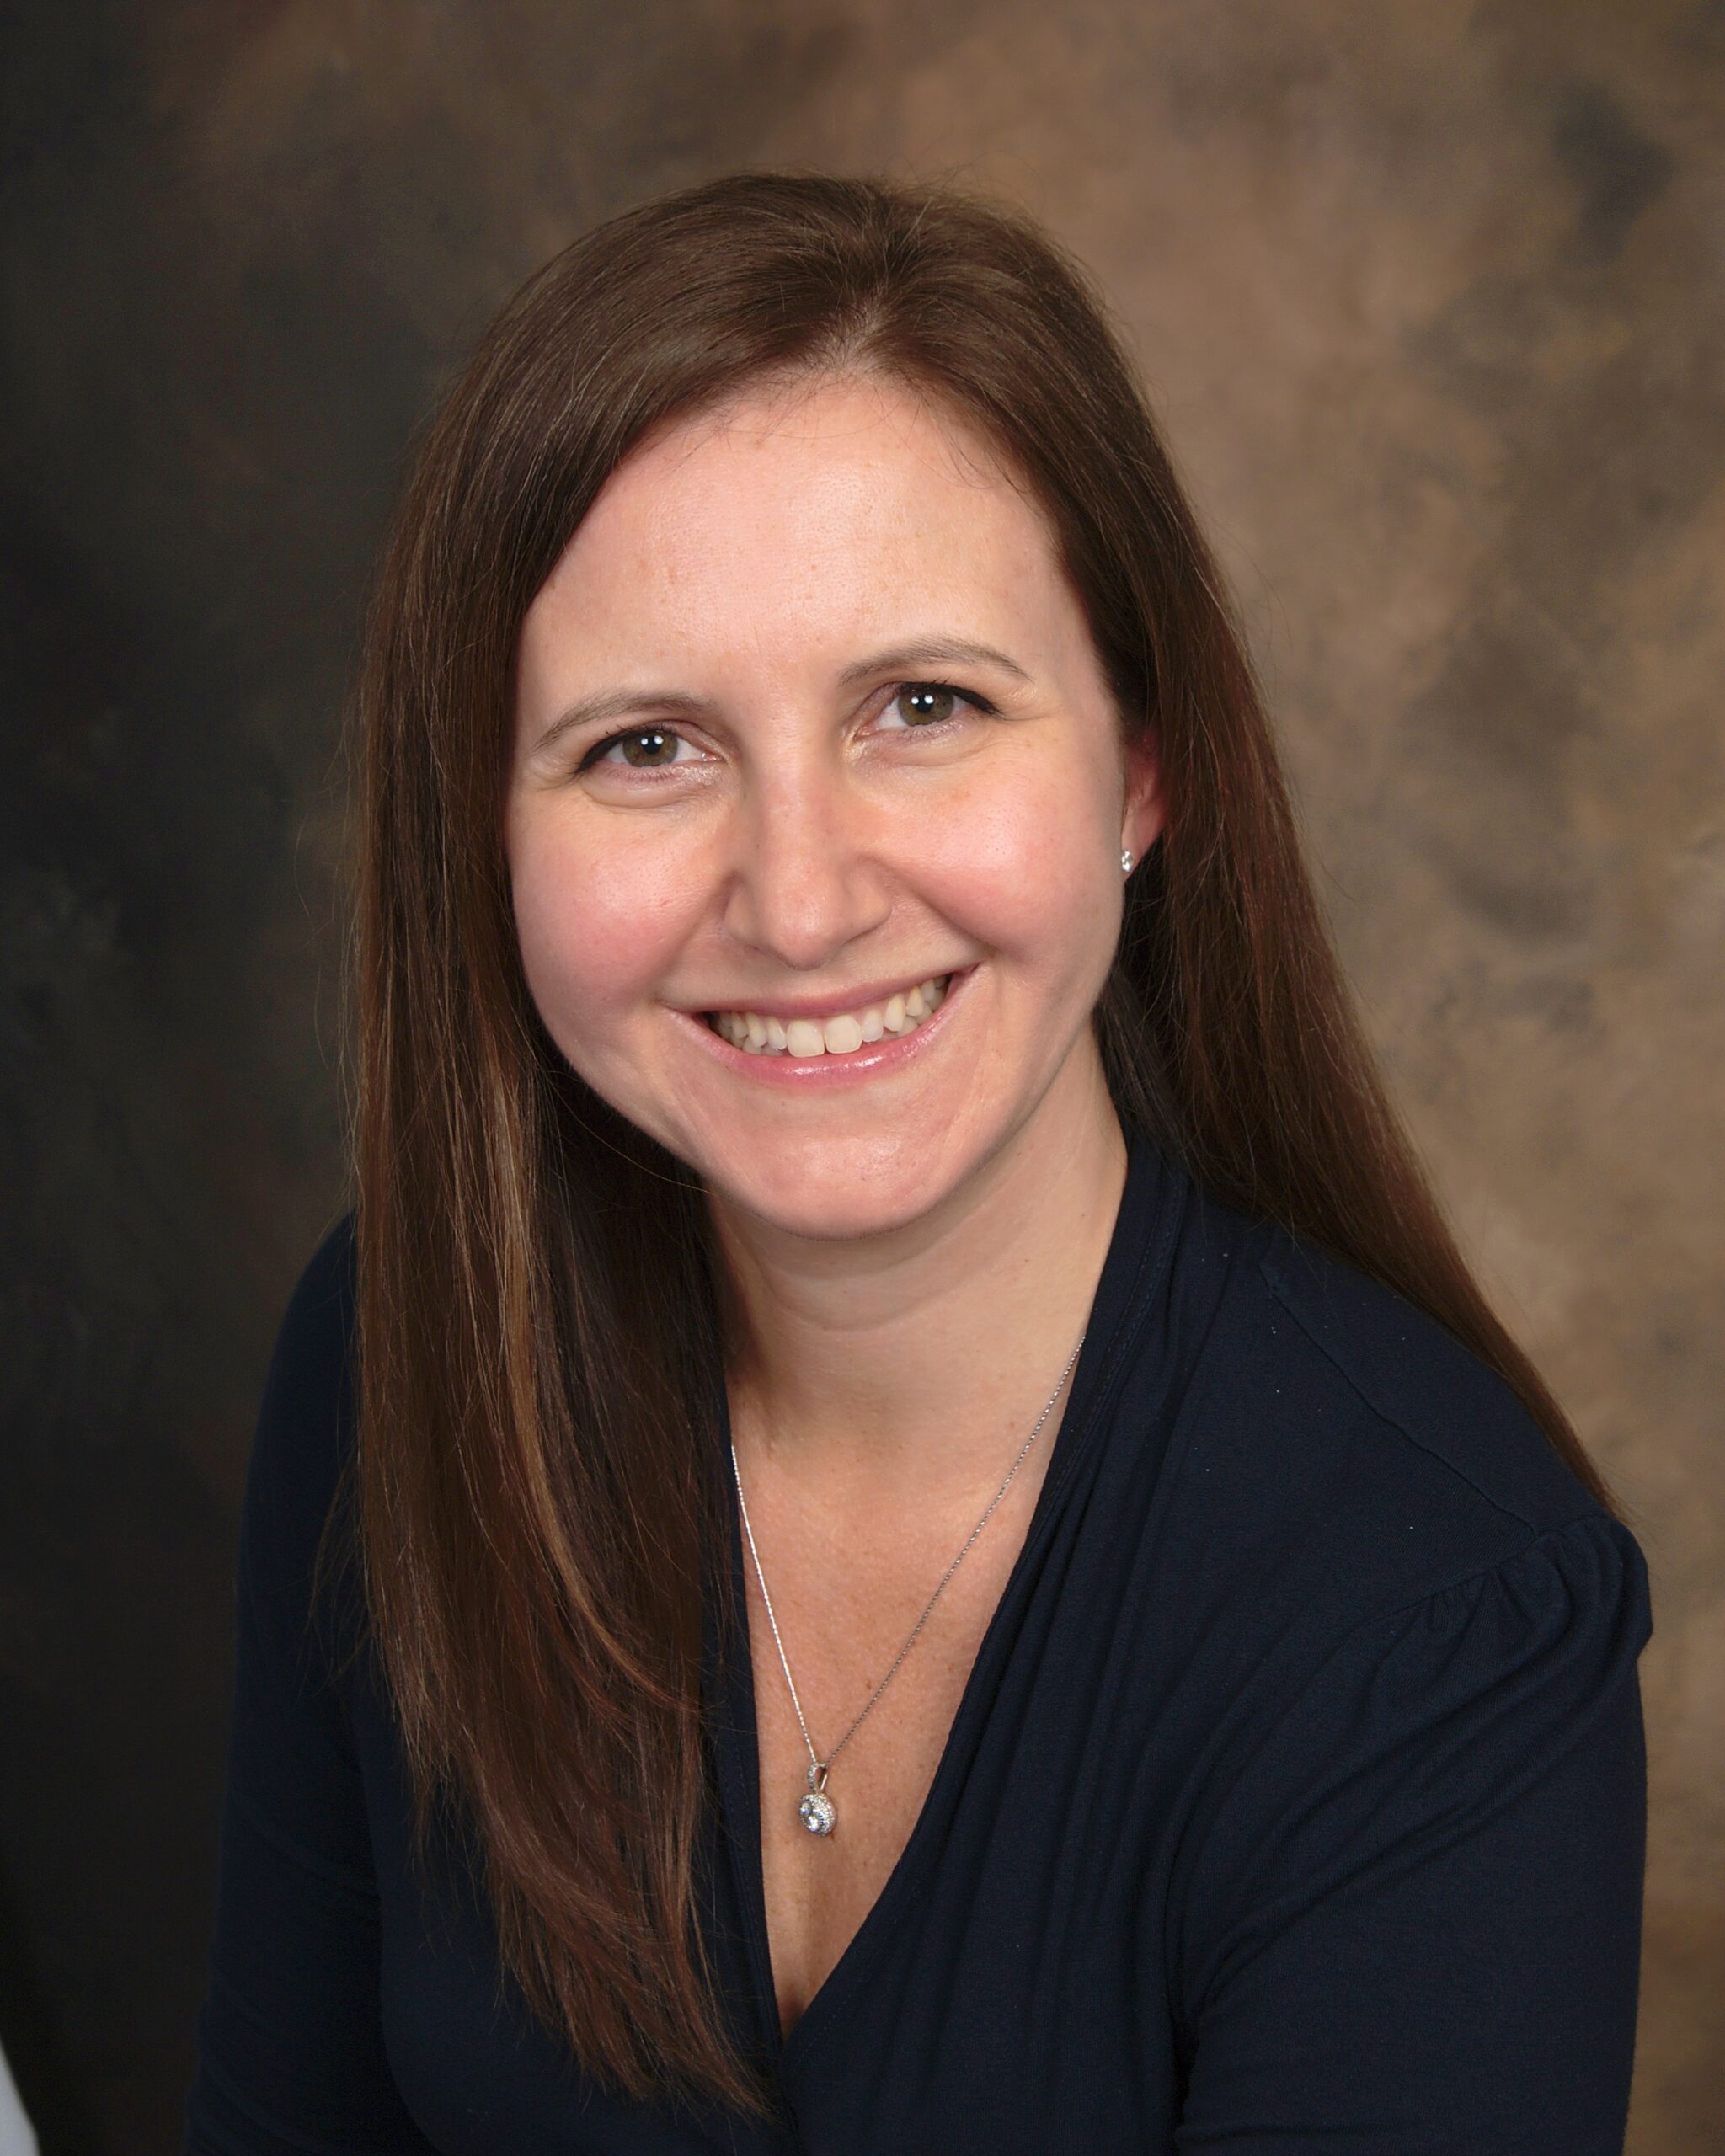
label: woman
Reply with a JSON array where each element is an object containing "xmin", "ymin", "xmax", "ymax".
[{"xmin": 184, "ymin": 172, "xmax": 1652, "ymax": 2153}]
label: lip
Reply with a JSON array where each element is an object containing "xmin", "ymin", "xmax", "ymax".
[
  {"xmin": 686, "ymin": 969, "xmax": 959, "ymax": 1026},
  {"xmin": 673, "ymin": 963, "xmax": 979, "ymax": 1088}
]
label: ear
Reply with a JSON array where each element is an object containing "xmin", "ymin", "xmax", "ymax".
[{"xmin": 1121, "ymin": 723, "xmax": 1165, "ymax": 863}]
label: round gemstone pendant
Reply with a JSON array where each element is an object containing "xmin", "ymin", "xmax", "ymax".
[{"xmin": 798, "ymin": 1763, "xmax": 836, "ymax": 1836}]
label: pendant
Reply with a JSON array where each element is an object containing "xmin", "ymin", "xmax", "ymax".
[{"xmin": 798, "ymin": 1761, "xmax": 836, "ymax": 1837}]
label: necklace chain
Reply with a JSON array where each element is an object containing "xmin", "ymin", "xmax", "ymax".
[{"xmin": 728, "ymin": 1331, "xmax": 1086, "ymax": 1835}]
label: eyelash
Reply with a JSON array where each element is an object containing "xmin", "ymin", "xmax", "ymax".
[{"xmin": 575, "ymin": 680, "xmax": 998, "ymax": 775}]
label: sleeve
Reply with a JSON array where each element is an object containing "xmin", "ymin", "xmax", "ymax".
[
  {"xmin": 1172, "ymin": 1509, "xmax": 1653, "ymax": 2155},
  {"xmin": 182, "ymin": 1219, "xmax": 439, "ymax": 2155}
]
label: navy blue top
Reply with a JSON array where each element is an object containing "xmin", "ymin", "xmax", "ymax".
[{"xmin": 184, "ymin": 1123, "xmax": 1653, "ymax": 2153}]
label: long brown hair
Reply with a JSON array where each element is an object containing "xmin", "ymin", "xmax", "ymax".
[{"xmin": 332, "ymin": 168, "xmax": 1627, "ymax": 2118}]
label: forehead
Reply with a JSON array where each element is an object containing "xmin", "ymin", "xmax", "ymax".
[{"xmin": 519, "ymin": 372, "xmax": 1082, "ymax": 672}]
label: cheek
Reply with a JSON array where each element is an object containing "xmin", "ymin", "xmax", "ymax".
[
  {"xmin": 917, "ymin": 755, "xmax": 1114, "ymax": 967},
  {"xmin": 508, "ymin": 816, "xmax": 695, "ymax": 1029}
]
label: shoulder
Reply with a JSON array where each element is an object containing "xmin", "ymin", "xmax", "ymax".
[
  {"xmin": 1124, "ymin": 1181, "xmax": 1652, "ymax": 1869},
  {"xmin": 1144, "ymin": 1176, "xmax": 1641, "ymax": 1634},
  {"xmin": 252, "ymin": 1208, "xmax": 359, "ymax": 1506},
  {"xmin": 238, "ymin": 1209, "xmax": 361, "ymax": 1651},
  {"xmin": 266, "ymin": 1207, "xmax": 359, "ymax": 1413},
  {"xmin": 1249, "ymin": 1213, "xmax": 1602, "ymax": 1537}
]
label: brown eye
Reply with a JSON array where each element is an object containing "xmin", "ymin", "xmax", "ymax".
[
  {"xmin": 583, "ymin": 727, "xmax": 686, "ymax": 771},
  {"xmin": 897, "ymin": 683, "xmax": 959, "ymax": 726},
  {"xmin": 884, "ymin": 680, "xmax": 991, "ymax": 733}
]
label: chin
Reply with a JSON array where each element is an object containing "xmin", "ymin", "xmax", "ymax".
[{"xmin": 687, "ymin": 1114, "xmax": 989, "ymax": 1242}]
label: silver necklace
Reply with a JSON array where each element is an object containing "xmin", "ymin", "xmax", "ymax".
[{"xmin": 728, "ymin": 1332, "xmax": 1085, "ymax": 1838}]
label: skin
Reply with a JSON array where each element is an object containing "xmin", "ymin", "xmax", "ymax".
[{"xmin": 506, "ymin": 371, "xmax": 1165, "ymax": 2032}]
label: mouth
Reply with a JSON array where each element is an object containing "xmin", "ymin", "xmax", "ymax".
[
  {"xmin": 678, "ymin": 963, "xmax": 978, "ymax": 1082},
  {"xmin": 700, "ymin": 970, "xmax": 956, "ymax": 1058}
]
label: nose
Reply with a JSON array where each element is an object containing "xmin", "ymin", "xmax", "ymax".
[{"xmin": 718, "ymin": 741, "xmax": 893, "ymax": 972}]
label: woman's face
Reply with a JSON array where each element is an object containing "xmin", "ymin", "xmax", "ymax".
[{"xmin": 506, "ymin": 371, "xmax": 1162, "ymax": 1240}]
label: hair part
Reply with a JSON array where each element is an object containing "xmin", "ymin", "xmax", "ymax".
[{"xmin": 328, "ymin": 166, "xmax": 1628, "ymax": 2120}]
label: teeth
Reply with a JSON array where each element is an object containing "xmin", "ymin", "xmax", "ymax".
[{"xmin": 708, "ymin": 974, "xmax": 953, "ymax": 1058}]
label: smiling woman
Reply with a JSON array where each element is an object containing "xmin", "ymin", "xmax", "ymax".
[
  {"xmin": 184, "ymin": 173, "xmax": 1651, "ymax": 2155},
  {"xmin": 505, "ymin": 371, "xmax": 1160, "ymax": 1212}
]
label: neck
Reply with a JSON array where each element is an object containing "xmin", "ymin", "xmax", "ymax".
[{"xmin": 707, "ymin": 1048, "xmax": 1129, "ymax": 1503}]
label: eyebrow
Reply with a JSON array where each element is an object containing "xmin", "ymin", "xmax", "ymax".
[{"xmin": 528, "ymin": 638, "xmax": 1033, "ymax": 758}]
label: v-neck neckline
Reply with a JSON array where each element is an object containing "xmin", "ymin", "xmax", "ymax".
[{"xmin": 705, "ymin": 1119, "xmax": 1178, "ymax": 2079}]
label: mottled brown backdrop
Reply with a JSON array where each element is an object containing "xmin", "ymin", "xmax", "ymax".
[{"xmin": 1, "ymin": 3, "xmax": 1718, "ymax": 2150}]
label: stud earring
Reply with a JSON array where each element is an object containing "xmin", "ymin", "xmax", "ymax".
[{"xmin": 1120, "ymin": 848, "xmax": 1135, "ymax": 874}]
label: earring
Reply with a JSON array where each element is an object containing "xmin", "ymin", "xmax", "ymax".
[{"xmin": 1120, "ymin": 848, "xmax": 1135, "ymax": 874}]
